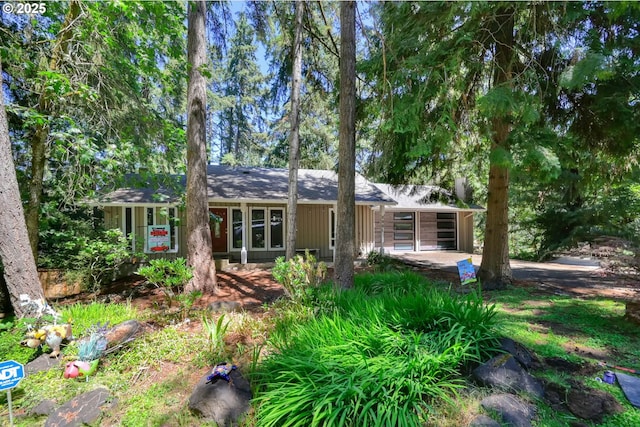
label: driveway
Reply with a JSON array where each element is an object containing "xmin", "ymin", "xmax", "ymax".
[{"xmin": 391, "ymin": 251, "xmax": 640, "ymax": 299}]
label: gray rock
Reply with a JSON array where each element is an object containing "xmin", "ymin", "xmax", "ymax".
[
  {"xmin": 189, "ymin": 368, "xmax": 252, "ymax": 426},
  {"xmin": 481, "ymin": 393, "xmax": 536, "ymax": 427},
  {"xmin": 44, "ymin": 387, "xmax": 115, "ymax": 427},
  {"xmin": 30, "ymin": 399, "xmax": 57, "ymax": 416},
  {"xmin": 469, "ymin": 414, "xmax": 501, "ymax": 426},
  {"xmin": 500, "ymin": 338, "xmax": 539, "ymax": 370},
  {"xmin": 25, "ymin": 353, "xmax": 62, "ymax": 375},
  {"xmin": 473, "ymin": 353, "xmax": 544, "ymax": 398}
]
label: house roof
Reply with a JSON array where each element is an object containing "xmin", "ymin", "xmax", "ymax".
[
  {"xmin": 372, "ymin": 183, "xmax": 485, "ymax": 212},
  {"xmin": 96, "ymin": 165, "xmax": 397, "ymax": 206}
]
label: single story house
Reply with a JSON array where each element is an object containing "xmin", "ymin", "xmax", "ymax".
[{"xmin": 94, "ymin": 165, "xmax": 482, "ymax": 263}]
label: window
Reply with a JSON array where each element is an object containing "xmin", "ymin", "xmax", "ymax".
[
  {"xmin": 249, "ymin": 208, "xmax": 286, "ymax": 250},
  {"xmin": 436, "ymin": 212, "xmax": 456, "ymax": 250},
  {"xmin": 329, "ymin": 208, "xmax": 336, "ymax": 249},
  {"xmin": 168, "ymin": 207, "xmax": 178, "ymax": 252},
  {"xmin": 122, "ymin": 206, "xmax": 135, "ymax": 251},
  {"xmin": 232, "ymin": 209, "xmax": 243, "ymax": 250},
  {"xmin": 146, "ymin": 207, "xmax": 155, "ymax": 226},
  {"xmin": 270, "ymin": 209, "xmax": 284, "ymax": 249},
  {"xmin": 251, "ymin": 209, "xmax": 266, "ymax": 249},
  {"xmin": 393, "ymin": 212, "xmax": 414, "ymax": 251}
]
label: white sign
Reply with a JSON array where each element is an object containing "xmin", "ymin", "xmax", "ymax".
[{"xmin": 147, "ymin": 225, "xmax": 171, "ymax": 252}]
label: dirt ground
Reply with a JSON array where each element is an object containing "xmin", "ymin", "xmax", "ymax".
[{"xmin": 71, "ymin": 257, "xmax": 639, "ymax": 315}]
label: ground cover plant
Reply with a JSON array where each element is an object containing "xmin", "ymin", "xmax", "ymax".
[{"xmin": 252, "ymin": 271, "xmax": 501, "ymax": 427}]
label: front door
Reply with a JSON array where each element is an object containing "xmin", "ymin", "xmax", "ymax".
[{"xmin": 210, "ymin": 208, "xmax": 228, "ymax": 253}]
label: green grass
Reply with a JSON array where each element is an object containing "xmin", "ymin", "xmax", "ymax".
[{"xmin": 2, "ymin": 273, "xmax": 640, "ymax": 426}]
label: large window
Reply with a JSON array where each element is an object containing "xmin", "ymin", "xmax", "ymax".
[
  {"xmin": 250, "ymin": 208, "xmax": 286, "ymax": 250},
  {"xmin": 231, "ymin": 209, "xmax": 243, "ymax": 250},
  {"xmin": 270, "ymin": 209, "xmax": 284, "ymax": 249},
  {"xmin": 251, "ymin": 209, "xmax": 266, "ymax": 249}
]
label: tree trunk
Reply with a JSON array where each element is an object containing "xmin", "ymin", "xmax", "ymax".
[
  {"xmin": 25, "ymin": 0, "xmax": 81, "ymax": 262},
  {"xmin": 335, "ymin": 1, "xmax": 357, "ymax": 289},
  {"xmin": 478, "ymin": 7, "xmax": 515, "ymax": 290},
  {"xmin": 185, "ymin": 0, "xmax": 216, "ymax": 293},
  {"xmin": 286, "ymin": 0, "xmax": 304, "ymax": 261},
  {"xmin": 0, "ymin": 59, "xmax": 47, "ymax": 317}
]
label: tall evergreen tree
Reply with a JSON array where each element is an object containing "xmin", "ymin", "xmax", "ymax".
[
  {"xmin": 186, "ymin": 0, "xmax": 216, "ymax": 293},
  {"xmin": 335, "ymin": 1, "xmax": 356, "ymax": 289},
  {"xmin": 0, "ymin": 59, "xmax": 46, "ymax": 317}
]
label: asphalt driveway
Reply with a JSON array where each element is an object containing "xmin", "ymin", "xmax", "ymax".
[{"xmin": 391, "ymin": 251, "xmax": 639, "ymax": 299}]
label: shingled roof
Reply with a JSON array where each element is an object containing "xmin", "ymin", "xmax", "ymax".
[
  {"xmin": 96, "ymin": 165, "xmax": 396, "ymax": 206},
  {"xmin": 372, "ymin": 183, "xmax": 485, "ymax": 211}
]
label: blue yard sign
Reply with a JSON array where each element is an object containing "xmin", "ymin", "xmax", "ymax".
[
  {"xmin": 1, "ymin": 360, "xmax": 25, "ymax": 426},
  {"xmin": 456, "ymin": 258, "xmax": 478, "ymax": 285},
  {"xmin": 0, "ymin": 360, "xmax": 25, "ymax": 391}
]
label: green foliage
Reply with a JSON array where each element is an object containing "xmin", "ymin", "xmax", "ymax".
[
  {"xmin": 72, "ymin": 229, "xmax": 137, "ymax": 293},
  {"xmin": 60, "ymin": 302, "xmax": 138, "ymax": 337},
  {"xmin": 202, "ymin": 313, "xmax": 231, "ymax": 361},
  {"xmin": 365, "ymin": 251, "xmax": 402, "ymax": 272},
  {"xmin": 254, "ymin": 271, "xmax": 500, "ymax": 426},
  {"xmin": 272, "ymin": 252, "xmax": 327, "ymax": 303},
  {"xmin": 136, "ymin": 258, "xmax": 194, "ymax": 308}
]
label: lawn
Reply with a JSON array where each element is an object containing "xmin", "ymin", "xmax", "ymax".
[{"xmin": 1, "ymin": 265, "xmax": 639, "ymax": 426}]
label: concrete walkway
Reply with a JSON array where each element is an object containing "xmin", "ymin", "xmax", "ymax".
[{"xmin": 391, "ymin": 251, "xmax": 639, "ymax": 299}]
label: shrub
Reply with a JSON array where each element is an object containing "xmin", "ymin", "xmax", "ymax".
[
  {"xmin": 365, "ymin": 250, "xmax": 401, "ymax": 271},
  {"xmin": 72, "ymin": 229, "xmax": 136, "ymax": 292},
  {"xmin": 137, "ymin": 258, "xmax": 194, "ymax": 308},
  {"xmin": 272, "ymin": 251, "xmax": 327, "ymax": 303}
]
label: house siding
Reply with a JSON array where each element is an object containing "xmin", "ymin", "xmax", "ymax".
[{"xmin": 103, "ymin": 203, "xmax": 378, "ymax": 263}]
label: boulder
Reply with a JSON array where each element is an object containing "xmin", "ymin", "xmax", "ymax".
[
  {"xmin": 25, "ymin": 353, "xmax": 62, "ymax": 375},
  {"xmin": 469, "ymin": 414, "xmax": 501, "ymax": 426},
  {"xmin": 208, "ymin": 301, "xmax": 242, "ymax": 312},
  {"xmin": 189, "ymin": 367, "xmax": 252, "ymax": 426},
  {"xmin": 566, "ymin": 383, "xmax": 623, "ymax": 422},
  {"xmin": 44, "ymin": 387, "xmax": 116, "ymax": 427},
  {"xmin": 481, "ymin": 393, "xmax": 536, "ymax": 427},
  {"xmin": 472, "ymin": 353, "xmax": 544, "ymax": 398},
  {"xmin": 499, "ymin": 338, "xmax": 540, "ymax": 370}
]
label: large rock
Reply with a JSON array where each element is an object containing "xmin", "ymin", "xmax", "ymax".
[
  {"xmin": 473, "ymin": 353, "xmax": 544, "ymax": 398},
  {"xmin": 44, "ymin": 387, "xmax": 116, "ymax": 427},
  {"xmin": 499, "ymin": 338, "xmax": 540, "ymax": 370},
  {"xmin": 469, "ymin": 414, "xmax": 501, "ymax": 426},
  {"xmin": 189, "ymin": 367, "xmax": 252, "ymax": 426},
  {"xmin": 25, "ymin": 353, "xmax": 62, "ymax": 375},
  {"xmin": 481, "ymin": 393, "xmax": 536, "ymax": 427},
  {"xmin": 566, "ymin": 383, "xmax": 623, "ymax": 422}
]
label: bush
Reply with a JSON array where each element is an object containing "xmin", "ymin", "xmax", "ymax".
[
  {"xmin": 366, "ymin": 250, "xmax": 401, "ymax": 271},
  {"xmin": 136, "ymin": 258, "xmax": 194, "ymax": 308},
  {"xmin": 72, "ymin": 229, "xmax": 136, "ymax": 292},
  {"xmin": 272, "ymin": 252, "xmax": 327, "ymax": 303}
]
